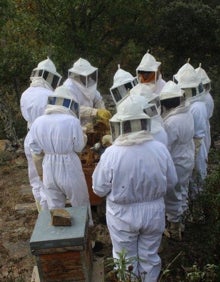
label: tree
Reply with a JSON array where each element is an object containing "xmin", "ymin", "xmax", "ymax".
[{"xmin": 0, "ymin": 0, "xmax": 219, "ymax": 138}]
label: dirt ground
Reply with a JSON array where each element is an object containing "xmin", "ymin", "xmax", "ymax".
[
  {"xmin": 0, "ymin": 146, "xmax": 219, "ymax": 282},
  {"xmin": 0, "ymin": 151, "xmax": 37, "ymax": 281},
  {"xmin": 0, "ymin": 149, "xmax": 113, "ymax": 282}
]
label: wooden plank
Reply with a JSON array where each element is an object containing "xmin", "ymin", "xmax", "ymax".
[{"xmin": 38, "ymin": 251, "xmax": 85, "ymax": 281}]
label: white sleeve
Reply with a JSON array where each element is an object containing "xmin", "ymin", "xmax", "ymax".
[
  {"xmin": 92, "ymin": 153, "xmax": 112, "ymax": 197},
  {"xmin": 166, "ymin": 154, "xmax": 178, "ymax": 193},
  {"xmin": 28, "ymin": 127, "xmax": 43, "ymax": 155},
  {"xmin": 163, "ymin": 151, "xmax": 182, "ymax": 218},
  {"xmin": 93, "ymin": 90, "xmax": 105, "ymax": 109},
  {"xmin": 73, "ymin": 119, "xmax": 87, "ymax": 153}
]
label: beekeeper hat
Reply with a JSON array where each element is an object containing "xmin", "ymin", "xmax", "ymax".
[
  {"xmin": 136, "ymin": 51, "xmax": 161, "ymax": 72},
  {"xmin": 112, "ymin": 65, "xmax": 136, "ymax": 88},
  {"xmin": 47, "ymin": 85, "xmax": 79, "ymax": 118},
  {"xmin": 195, "ymin": 63, "xmax": 211, "ymax": 84},
  {"xmin": 111, "ymin": 95, "xmax": 149, "ymax": 122},
  {"xmin": 173, "ymin": 58, "xmax": 194, "ymax": 83},
  {"xmin": 68, "ymin": 58, "xmax": 98, "ymax": 88},
  {"xmin": 160, "ymin": 81, "xmax": 184, "ymax": 101},
  {"xmin": 110, "ymin": 65, "xmax": 138, "ymax": 104},
  {"xmin": 130, "ymin": 83, "xmax": 155, "ymax": 100},
  {"xmin": 30, "ymin": 57, "xmax": 62, "ymax": 89},
  {"xmin": 130, "ymin": 83, "xmax": 161, "ymax": 115},
  {"xmin": 110, "ymin": 95, "xmax": 151, "ymax": 141},
  {"xmin": 177, "ymin": 68, "xmax": 202, "ymax": 89},
  {"xmin": 68, "ymin": 58, "xmax": 97, "ymax": 76}
]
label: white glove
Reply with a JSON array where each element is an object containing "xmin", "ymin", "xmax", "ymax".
[
  {"xmin": 102, "ymin": 135, "xmax": 112, "ymax": 147},
  {"xmin": 32, "ymin": 152, "xmax": 44, "ymax": 179},
  {"xmin": 193, "ymin": 137, "xmax": 203, "ymax": 159}
]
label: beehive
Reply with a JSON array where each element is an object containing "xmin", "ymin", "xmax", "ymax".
[
  {"xmin": 80, "ymin": 129, "xmax": 105, "ymax": 206},
  {"xmin": 30, "ymin": 206, "xmax": 92, "ymax": 282}
]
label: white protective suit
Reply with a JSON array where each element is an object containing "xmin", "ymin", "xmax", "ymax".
[
  {"xmin": 154, "ymin": 74, "xmax": 166, "ymax": 95},
  {"xmin": 203, "ymin": 92, "xmax": 214, "ymax": 153},
  {"xmin": 163, "ymin": 104, "xmax": 195, "ymax": 214},
  {"xmin": 189, "ymin": 98, "xmax": 208, "ymax": 182},
  {"xmin": 151, "ymin": 117, "xmax": 168, "ymax": 146},
  {"xmin": 63, "ymin": 58, "xmax": 105, "ymax": 126},
  {"xmin": 20, "ymin": 58, "xmax": 62, "ymax": 210},
  {"xmin": 92, "ymin": 134, "xmax": 178, "ymax": 281},
  {"xmin": 64, "ymin": 78, "xmax": 104, "ymax": 110},
  {"xmin": 195, "ymin": 64, "xmax": 214, "ymax": 154},
  {"xmin": 20, "ymin": 84, "xmax": 53, "ymax": 209},
  {"xmin": 28, "ymin": 110, "xmax": 93, "ymax": 225},
  {"xmin": 177, "ymin": 67, "xmax": 209, "ymax": 196}
]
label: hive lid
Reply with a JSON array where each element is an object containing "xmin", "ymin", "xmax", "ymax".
[{"xmin": 30, "ymin": 206, "xmax": 88, "ymax": 250}]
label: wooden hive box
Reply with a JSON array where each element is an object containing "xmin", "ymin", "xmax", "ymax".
[
  {"xmin": 83, "ymin": 165, "xmax": 103, "ymax": 206},
  {"xmin": 30, "ymin": 206, "xmax": 92, "ymax": 282}
]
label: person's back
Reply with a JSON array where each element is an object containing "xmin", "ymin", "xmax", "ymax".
[
  {"xmin": 203, "ymin": 92, "xmax": 214, "ymax": 153},
  {"xmin": 195, "ymin": 64, "xmax": 214, "ymax": 154},
  {"xmin": 163, "ymin": 105, "xmax": 195, "ymax": 222},
  {"xmin": 164, "ymin": 108, "xmax": 194, "ymax": 168},
  {"xmin": 20, "ymin": 86, "xmax": 53, "ymax": 128},
  {"xmin": 92, "ymin": 96, "xmax": 178, "ymax": 282},
  {"xmin": 20, "ymin": 57, "xmax": 62, "ymax": 211},
  {"xmin": 177, "ymin": 67, "xmax": 208, "ymax": 196},
  {"xmin": 151, "ymin": 118, "xmax": 168, "ymax": 146},
  {"xmin": 29, "ymin": 86, "xmax": 93, "ymax": 225},
  {"xmin": 95, "ymin": 139, "xmax": 176, "ymax": 205},
  {"xmin": 160, "ymin": 81, "xmax": 195, "ymax": 238},
  {"xmin": 30, "ymin": 113, "xmax": 84, "ymax": 154},
  {"xmin": 190, "ymin": 100, "xmax": 208, "ymax": 184},
  {"xmin": 204, "ymin": 92, "xmax": 214, "ymax": 119},
  {"xmin": 190, "ymin": 99, "xmax": 207, "ymax": 139}
]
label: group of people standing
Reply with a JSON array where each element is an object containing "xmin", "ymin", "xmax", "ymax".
[
  {"xmin": 20, "ymin": 51, "xmax": 214, "ymax": 282},
  {"xmin": 93, "ymin": 52, "xmax": 214, "ymax": 281},
  {"xmin": 20, "ymin": 57, "xmax": 111, "ymax": 226}
]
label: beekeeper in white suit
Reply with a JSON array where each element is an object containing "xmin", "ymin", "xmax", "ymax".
[
  {"xmin": 160, "ymin": 81, "xmax": 195, "ymax": 239},
  {"xmin": 28, "ymin": 85, "xmax": 93, "ymax": 225},
  {"xmin": 177, "ymin": 67, "xmax": 208, "ymax": 197},
  {"xmin": 130, "ymin": 83, "xmax": 168, "ymax": 146},
  {"xmin": 109, "ymin": 64, "xmax": 138, "ymax": 105},
  {"xmin": 136, "ymin": 50, "xmax": 166, "ymax": 94},
  {"xmin": 20, "ymin": 57, "xmax": 62, "ymax": 212},
  {"xmin": 195, "ymin": 64, "xmax": 214, "ymax": 155},
  {"xmin": 92, "ymin": 95, "xmax": 179, "ymax": 281},
  {"xmin": 63, "ymin": 57, "xmax": 111, "ymax": 129}
]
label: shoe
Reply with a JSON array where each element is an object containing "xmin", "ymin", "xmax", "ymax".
[{"xmin": 180, "ymin": 223, "xmax": 185, "ymax": 233}]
